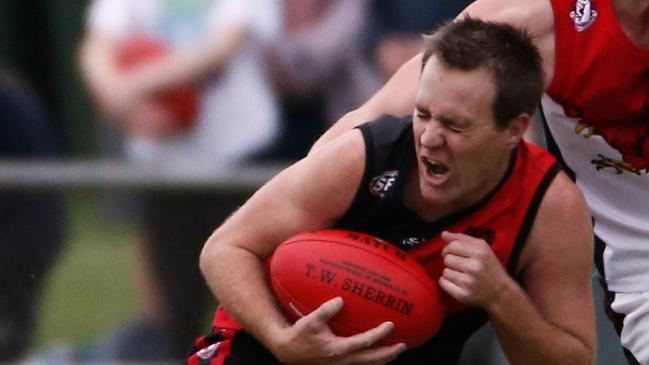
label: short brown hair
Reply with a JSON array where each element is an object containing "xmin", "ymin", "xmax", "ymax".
[{"xmin": 422, "ymin": 17, "xmax": 544, "ymax": 129}]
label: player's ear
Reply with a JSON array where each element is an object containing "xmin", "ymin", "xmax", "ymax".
[{"xmin": 505, "ymin": 113, "xmax": 529, "ymax": 147}]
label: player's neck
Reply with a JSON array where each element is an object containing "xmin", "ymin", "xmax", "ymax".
[{"xmin": 613, "ymin": 0, "xmax": 649, "ymax": 48}]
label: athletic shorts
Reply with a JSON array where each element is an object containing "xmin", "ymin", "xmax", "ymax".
[
  {"xmin": 595, "ymin": 237, "xmax": 643, "ymax": 365},
  {"xmin": 606, "ymin": 291, "xmax": 649, "ymax": 365}
]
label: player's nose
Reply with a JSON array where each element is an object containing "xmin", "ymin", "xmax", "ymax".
[{"xmin": 420, "ymin": 122, "xmax": 445, "ymax": 148}]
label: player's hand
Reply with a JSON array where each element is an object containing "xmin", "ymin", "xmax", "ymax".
[
  {"xmin": 438, "ymin": 231, "xmax": 514, "ymax": 310},
  {"xmin": 271, "ymin": 297, "xmax": 406, "ymax": 365}
]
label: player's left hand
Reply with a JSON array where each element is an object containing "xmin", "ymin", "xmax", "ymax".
[{"xmin": 438, "ymin": 231, "xmax": 514, "ymax": 310}]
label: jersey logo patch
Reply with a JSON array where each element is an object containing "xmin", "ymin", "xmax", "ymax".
[
  {"xmin": 401, "ymin": 236, "xmax": 424, "ymax": 248},
  {"xmin": 197, "ymin": 342, "xmax": 221, "ymax": 360},
  {"xmin": 370, "ymin": 170, "xmax": 399, "ymax": 198},
  {"xmin": 573, "ymin": 118, "xmax": 649, "ymax": 175},
  {"xmin": 570, "ymin": 0, "xmax": 598, "ymax": 32},
  {"xmin": 592, "ymin": 154, "xmax": 642, "ymax": 175}
]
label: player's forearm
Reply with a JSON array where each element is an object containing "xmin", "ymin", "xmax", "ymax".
[
  {"xmin": 487, "ymin": 281, "xmax": 594, "ymax": 365},
  {"xmin": 128, "ymin": 26, "xmax": 248, "ymax": 94},
  {"xmin": 199, "ymin": 237, "xmax": 291, "ymax": 347},
  {"xmin": 309, "ymin": 53, "xmax": 421, "ymax": 152},
  {"xmin": 78, "ymin": 36, "xmax": 123, "ymax": 111}
]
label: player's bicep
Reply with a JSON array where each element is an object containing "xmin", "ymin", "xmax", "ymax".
[
  {"xmin": 212, "ymin": 129, "xmax": 367, "ymax": 258},
  {"xmin": 518, "ymin": 173, "xmax": 595, "ymax": 347}
]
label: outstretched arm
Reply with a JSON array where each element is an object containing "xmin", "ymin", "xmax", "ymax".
[{"xmin": 310, "ymin": 54, "xmax": 422, "ymax": 152}]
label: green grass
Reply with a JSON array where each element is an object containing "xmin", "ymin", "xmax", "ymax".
[{"xmin": 34, "ymin": 192, "xmax": 138, "ymax": 349}]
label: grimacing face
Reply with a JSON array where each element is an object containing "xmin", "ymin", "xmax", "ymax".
[{"xmin": 412, "ymin": 55, "xmax": 524, "ymax": 216}]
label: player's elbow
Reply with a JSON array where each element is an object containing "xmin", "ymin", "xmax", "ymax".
[{"xmin": 199, "ymin": 232, "xmax": 223, "ymax": 278}]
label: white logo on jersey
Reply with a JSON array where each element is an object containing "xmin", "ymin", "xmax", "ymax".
[
  {"xmin": 570, "ymin": 0, "xmax": 598, "ymax": 32},
  {"xmin": 402, "ymin": 237, "xmax": 423, "ymax": 248},
  {"xmin": 370, "ymin": 170, "xmax": 399, "ymax": 198},
  {"xmin": 197, "ymin": 342, "xmax": 221, "ymax": 360}
]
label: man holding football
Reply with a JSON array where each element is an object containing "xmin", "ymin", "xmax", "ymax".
[
  {"xmin": 314, "ymin": 1, "xmax": 649, "ymax": 363},
  {"xmin": 190, "ymin": 18, "xmax": 594, "ymax": 365}
]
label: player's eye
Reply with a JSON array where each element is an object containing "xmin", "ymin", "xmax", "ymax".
[
  {"xmin": 440, "ymin": 118, "xmax": 466, "ymax": 132},
  {"xmin": 415, "ymin": 108, "xmax": 430, "ymax": 120}
]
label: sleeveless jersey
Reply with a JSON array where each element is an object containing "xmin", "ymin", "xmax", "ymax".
[
  {"xmin": 335, "ymin": 115, "xmax": 559, "ymax": 363},
  {"xmin": 542, "ymin": 0, "xmax": 649, "ymax": 292},
  {"xmin": 207, "ymin": 115, "xmax": 559, "ymax": 364}
]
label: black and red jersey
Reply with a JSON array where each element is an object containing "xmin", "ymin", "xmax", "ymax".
[{"xmin": 193, "ymin": 115, "xmax": 559, "ymax": 365}]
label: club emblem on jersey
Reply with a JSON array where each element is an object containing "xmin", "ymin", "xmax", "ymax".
[
  {"xmin": 402, "ymin": 236, "xmax": 424, "ymax": 248},
  {"xmin": 574, "ymin": 119, "xmax": 649, "ymax": 175},
  {"xmin": 592, "ymin": 154, "xmax": 642, "ymax": 175},
  {"xmin": 197, "ymin": 342, "xmax": 221, "ymax": 360},
  {"xmin": 370, "ymin": 170, "xmax": 399, "ymax": 198},
  {"xmin": 570, "ymin": 0, "xmax": 598, "ymax": 32}
]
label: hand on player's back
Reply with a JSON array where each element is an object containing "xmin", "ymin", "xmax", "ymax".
[{"xmin": 270, "ymin": 297, "xmax": 406, "ymax": 365}]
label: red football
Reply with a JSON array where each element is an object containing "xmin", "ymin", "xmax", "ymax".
[
  {"xmin": 269, "ymin": 229, "xmax": 445, "ymax": 348},
  {"xmin": 116, "ymin": 36, "xmax": 199, "ymax": 130}
]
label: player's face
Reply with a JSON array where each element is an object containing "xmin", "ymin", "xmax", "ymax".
[{"xmin": 413, "ymin": 56, "xmax": 518, "ymax": 214}]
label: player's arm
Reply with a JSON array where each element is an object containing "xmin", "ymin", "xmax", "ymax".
[
  {"xmin": 200, "ymin": 129, "xmax": 406, "ymax": 365},
  {"xmin": 497, "ymin": 171, "xmax": 594, "ymax": 364},
  {"xmin": 440, "ymin": 171, "xmax": 594, "ymax": 364},
  {"xmin": 310, "ymin": 0, "xmax": 554, "ymax": 152},
  {"xmin": 78, "ymin": 32, "xmax": 128, "ymax": 119},
  {"xmin": 111, "ymin": 24, "xmax": 249, "ymax": 97},
  {"xmin": 310, "ymin": 51, "xmax": 422, "ymax": 152},
  {"xmin": 78, "ymin": 22, "xmax": 249, "ymax": 116}
]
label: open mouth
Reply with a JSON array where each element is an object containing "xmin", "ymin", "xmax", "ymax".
[{"xmin": 422, "ymin": 158, "xmax": 450, "ymax": 184}]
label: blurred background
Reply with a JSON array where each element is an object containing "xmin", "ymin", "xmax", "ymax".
[
  {"xmin": 0, "ymin": 1, "xmax": 94, "ymax": 155},
  {"xmin": 0, "ymin": 1, "xmax": 626, "ymax": 364}
]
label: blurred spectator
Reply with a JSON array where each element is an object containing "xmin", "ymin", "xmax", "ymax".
[
  {"xmin": 0, "ymin": 68, "xmax": 65, "ymax": 361},
  {"xmin": 257, "ymin": 0, "xmax": 379, "ymax": 161},
  {"xmin": 366, "ymin": 0, "xmax": 473, "ymax": 80},
  {"xmin": 78, "ymin": 0, "xmax": 280, "ymax": 362}
]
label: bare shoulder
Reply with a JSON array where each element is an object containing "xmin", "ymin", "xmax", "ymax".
[
  {"xmin": 264, "ymin": 128, "xmax": 367, "ymax": 218},
  {"xmin": 276, "ymin": 128, "xmax": 367, "ymax": 226},
  {"xmin": 218, "ymin": 129, "xmax": 368, "ymax": 255},
  {"xmin": 510, "ymin": 172, "xmax": 595, "ymax": 359},
  {"xmin": 518, "ymin": 170, "xmax": 593, "ymax": 275},
  {"xmin": 537, "ymin": 171, "xmax": 591, "ymax": 234}
]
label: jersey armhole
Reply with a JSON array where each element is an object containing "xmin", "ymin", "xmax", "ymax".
[
  {"xmin": 336, "ymin": 124, "xmax": 375, "ymax": 224},
  {"xmin": 507, "ymin": 162, "xmax": 562, "ymax": 275}
]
